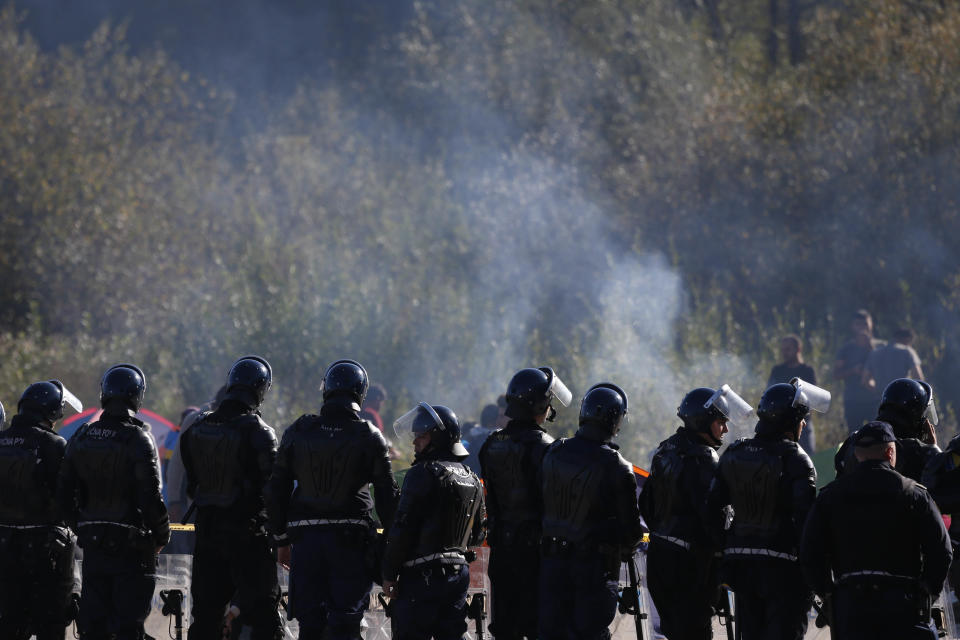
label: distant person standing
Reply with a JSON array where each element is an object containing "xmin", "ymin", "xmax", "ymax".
[
  {"xmin": 835, "ymin": 310, "xmax": 883, "ymax": 433},
  {"xmin": 359, "ymin": 383, "xmax": 387, "ymax": 432},
  {"xmin": 863, "ymin": 327, "xmax": 924, "ymax": 393},
  {"xmin": 462, "ymin": 403, "xmax": 498, "ymax": 476},
  {"xmin": 768, "ymin": 334, "xmax": 818, "ymax": 453}
]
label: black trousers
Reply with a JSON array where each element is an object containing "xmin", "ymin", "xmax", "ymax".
[
  {"xmin": 391, "ymin": 562, "xmax": 471, "ymax": 640},
  {"xmin": 539, "ymin": 548, "xmax": 619, "ymax": 640},
  {"xmin": 0, "ymin": 527, "xmax": 76, "ymax": 640},
  {"xmin": 723, "ymin": 557, "xmax": 812, "ymax": 640},
  {"xmin": 78, "ymin": 545, "xmax": 155, "ymax": 640},
  {"xmin": 488, "ymin": 543, "xmax": 540, "ymax": 639},
  {"xmin": 188, "ymin": 512, "xmax": 280, "ymax": 640},
  {"xmin": 832, "ymin": 582, "xmax": 937, "ymax": 640},
  {"xmin": 646, "ymin": 538, "xmax": 715, "ymax": 640}
]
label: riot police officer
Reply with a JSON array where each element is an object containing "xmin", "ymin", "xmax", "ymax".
[
  {"xmin": 57, "ymin": 364, "xmax": 170, "ymax": 640},
  {"xmin": 640, "ymin": 385, "xmax": 754, "ymax": 640},
  {"xmin": 0, "ymin": 381, "xmax": 82, "ymax": 640},
  {"xmin": 801, "ymin": 421, "xmax": 951, "ymax": 639},
  {"xmin": 835, "ymin": 378, "xmax": 940, "ymax": 480},
  {"xmin": 539, "ymin": 383, "xmax": 644, "ymax": 640},
  {"xmin": 706, "ymin": 378, "xmax": 829, "ymax": 640},
  {"xmin": 382, "ymin": 403, "xmax": 486, "ymax": 640},
  {"xmin": 266, "ymin": 359, "xmax": 400, "ymax": 640},
  {"xmin": 921, "ymin": 430, "xmax": 960, "ymax": 596},
  {"xmin": 478, "ymin": 366, "xmax": 571, "ymax": 640},
  {"xmin": 180, "ymin": 356, "xmax": 280, "ymax": 640}
]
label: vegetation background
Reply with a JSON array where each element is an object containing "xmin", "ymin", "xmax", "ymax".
[{"xmin": 2, "ymin": 0, "xmax": 959, "ymax": 467}]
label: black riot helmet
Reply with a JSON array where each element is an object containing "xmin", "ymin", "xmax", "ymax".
[
  {"xmin": 100, "ymin": 364, "xmax": 146, "ymax": 415},
  {"xmin": 321, "ymin": 359, "xmax": 368, "ymax": 408},
  {"xmin": 393, "ymin": 402, "xmax": 469, "ymax": 458},
  {"xmin": 756, "ymin": 378, "xmax": 831, "ymax": 437},
  {"xmin": 877, "ymin": 378, "xmax": 937, "ymax": 439},
  {"xmin": 578, "ymin": 383, "xmax": 628, "ymax": 440},
  {"xmin": 504, "ymin": 366, "xmax": 573, "ymax": 422},
  {"xmin": 20, "ymin": 379, "xmax": 83, "ymax": 425},
  {"xmin": 224, "ymin": 356, "xmax": 272, "ymax": 409},
  {"xmin": 678, "ymin": 388, "xmax": 723, "ymax": 433}
]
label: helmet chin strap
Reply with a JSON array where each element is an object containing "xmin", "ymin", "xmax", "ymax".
[{"xmin": 699, "ymin": 427, "xmax": 722, "ymax": 449}]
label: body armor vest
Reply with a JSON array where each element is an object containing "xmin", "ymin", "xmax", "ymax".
[
  {"xmin": 646, "ymin": 429, "xmax": 716, "ymax": 538},
  {"xmin": 541, "ymin": 440, "xmax": 611, "ymax": 543},
  {"xmin": 288, "ymin": 415, "xmax": 380, "ymax": 516},
  {"xmin": 720, "ymin": 439, "xmax": 786, "ymax": 539},
  {"xmin": 0, "ymin": 426, "xmax": 57, "ymax": 524},
  {"xmin": 71, "ymin": 419, "xmax": 141, "ymax": 523},
  {"xmin": 411, "ymin": 461, "xmax": 483, "ymax": 558},
  {"xmin": 481, "ymin": 427, "xmax": 552, "ymax": 530},
  {"xmin": 189, "ymin": 413, "xmax": 258, "ymax": 508}
]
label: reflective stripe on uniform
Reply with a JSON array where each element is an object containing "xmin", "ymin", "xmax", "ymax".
[
  {"xmin": 652, "ymin": 533, "xmax": 692, "ymax": 551},
  {"xmin": 724, "ymin": 547, "xmax": 797, "ymax": 561},
  {"xmin": 287, "ymin": 518, "xmax": 369, "ymax": 528},
  {"xmin": 78, "ymin": 520, "xmax": 147, "ymax": 533},
  {"xmin": 839, "ymin": 570, "xmax": 916, "ymax": 582},
  {"xmin": 402, "ymin": 551, "xmax": 467, "ymax": 568}
]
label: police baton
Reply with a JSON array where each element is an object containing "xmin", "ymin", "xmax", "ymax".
[
  {"xmin": 160, "ymin": 589, "xmax": 185, "ymax": 640},
  {"xmin": 715, "ymin": 586, "xmax": 736, "ymax": 640},
  {"xmin": 466, "ymin": 592, "xmax": 487, "ymax": 640},
  {"xmin": 180, "ymin": 501, "xmax": 197, "ymax": 525},
  {"xmin": 378, "ymin": 593, "xmax": 394, "ymax": 618},
  {"xmin": 617, "ymin": 554, "xmax": 647, "ymax": 640}
]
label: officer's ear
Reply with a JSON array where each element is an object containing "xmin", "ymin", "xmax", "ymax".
[{"xmin": 885, "ymin": 442, "xmax": 897, "ymax": 466}]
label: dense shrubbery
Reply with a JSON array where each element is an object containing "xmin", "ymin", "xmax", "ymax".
[{"xmin": 2, "ymin": 1, "xmax": 960, "ymax": 465}]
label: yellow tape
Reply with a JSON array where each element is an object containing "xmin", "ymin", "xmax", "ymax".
[{"xmin": 170, "ymin": 523, "xmax": 195, "ymax": 532}]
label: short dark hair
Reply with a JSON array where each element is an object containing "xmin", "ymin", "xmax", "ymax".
[
  {"xmin": 480, "ymin": 404, "xmax": 499, "ymax": 428},
  {"xmin": 781, "ymin": 334, "xmax": 802, "ymax": 350},
  {"xmin": 852, "ymin": 309, "xmax": 872, "ymax": 322},
  {"xmin": 366, "ymin": 383, "xmax": 387, "ymax": 404},
  {"xmin": 893, "ymin": 327, "xmax": 915, "ymax": 343}
]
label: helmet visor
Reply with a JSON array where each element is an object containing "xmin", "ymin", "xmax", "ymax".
[
  {"xmin": 54, "ymin": 381, "xmax": 83, "ymax": 415},
  {"xmin": 792, "ymin": 378, "xmax": 831, "ymax": 414},
  {"xmin": 706, "ymin": 384, "xmax": 754, "ymax": 430},
  {"xmin": 392, "ymin": 402, "xmax": 444, "ymax": 442},
  {"xmin": 543, "ymin": 368, "xmax": 573, "ymax": 407},
  {"xmin": 921, "ymin": 382, "xmax": 939, "ymax": 426}
]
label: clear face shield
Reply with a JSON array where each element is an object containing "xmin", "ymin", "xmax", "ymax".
[
  {"xmin": 392, "ymin": 402, "xmax": 445, "ymax": 444},
  {"xmin": 53, "ymin": 380, "xmax": 83, "ymax": 415},
  {"xmin": 705, "ymin": 384, "xmax": 754, "ymax": 431},
  {"xmin": 791, "ymin": 378, "xmax": 831, "ymax": 414},
  {"xmin": 920, "ymin": 382, "xmax": 939, "ymax": 426},
  {"xmin": 541, "ymin": 367, "xmax": 572, "ymax": 422}
]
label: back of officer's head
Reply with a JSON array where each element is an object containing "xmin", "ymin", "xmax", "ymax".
[
  {"xmin": 877, "ymin": 378, "xmax": 932, "ymax": 439},
  {"xmin": 755, "ymin": 383, "xmax": 806, "ymax": 437},
  {"xmin": 577, "ymin": 383, "xmax": 628, "ymax": 442},
  {"xmin": 677, "ymin": 387, "xmax": 721, "ymax": 434},
  {"xmin": 100, "ymin": 365, "xmax": 146, "ymax": 417},
  {"xmin": 224, "ymin": 356, "xmax": 272, "ymax": 410},
  {"xmin": 19, "ymin": 380, "xmax": 66, "ymax": 424},
  {"xmin": 321, "ymin": 359, "xmax": 368, "ymax": 411},
  {"xmin": 853, "ymin": 421, "xmax": 897, "ymax": 465}
]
